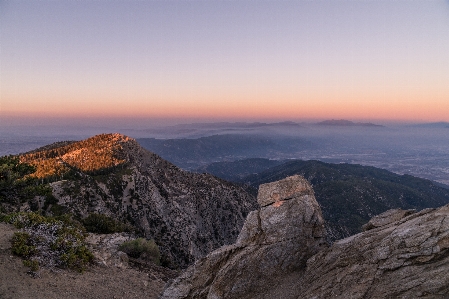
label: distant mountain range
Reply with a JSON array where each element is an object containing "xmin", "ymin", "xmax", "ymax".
[
  {"xmin": 409, "ymin": 122, "xmax": 449, "ymax": 128},
  {"xmin": 316, "ymin": 119, "xmax": 384, "ymax": 127},
  {"xmin": 137, "ymin": 134, "xmax": 312, "ymax": 169},
  {"xmin": 199, "ymin": 158, "xmax": 449, "ymax": 241},
  {"xmin": 133, "ymin": 121, "xmax": 304, "ymax": 139},
  {"xmin": 135, "ymin": 122, "xmax": 449, "ymax": 186}
]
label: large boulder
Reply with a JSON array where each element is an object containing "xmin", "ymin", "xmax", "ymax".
[{"xmin": 161, "ymin": 175, "xmax": 327, "ymax": 299}]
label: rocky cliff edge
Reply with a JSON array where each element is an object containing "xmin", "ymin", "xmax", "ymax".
[
  {"xmin": 161, "ymin": 175, "xmax": 328, "ymax": 299},
  {"xmin": 161, "ymin": 175, "xmax": 449, "ymax": 299}
]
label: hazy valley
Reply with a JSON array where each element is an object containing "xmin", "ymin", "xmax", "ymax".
[
  {"xmin": 139, "ymin": 121, "xmax": 449, "ymax": 186},
  {"xmin": 2, "ymin": 121, "xmax": 448, "ymax": 186}
]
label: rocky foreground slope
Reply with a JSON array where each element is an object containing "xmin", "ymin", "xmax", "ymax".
[
  {"xmin": 0, "ymin": 222, "xmax": 167, "ymax": 299},
  {"xmin": 162, "ymin": 175, "xmax": 449, "ymax": 299},
  {"xmin": 19, "ymin": 133, "xmax": 257, "ymax": 268}
]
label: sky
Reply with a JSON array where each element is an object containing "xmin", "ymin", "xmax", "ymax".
[{"xmin": 1, "ymin": 0, "xmax": 449, "ymax": 126}]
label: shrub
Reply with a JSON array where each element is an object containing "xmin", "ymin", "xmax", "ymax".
[
  {"xmin": 60, "ymin": 245, "xmax": 94, "ymax": 272},
  {"xmin": 0, "ymin": 211, "xmax": 7, "ymax": 222},
  {"xmin": 11, "ymin": 231, "xmax": 36, "ymax": 257},
  {"xmin": 0, "ymin": 156, "xmax": 48, "ymax": 207},
  {"xmin": 43, "ymin": 194, "xmax": 58, "ymax": 209},
  {"xmin": 82, "ymin": 213, "xmax": 131, "ymax": 234},
  {"xmin": 4, "ymin": 212, "xmax": 93, "ymax": 273},
  {"xmin": 5, "ymin": 211, "xmax": 48, "ymax": 229},
  {"xmin": 119, "ymin": 238, "xmax": 160, "ymax": 265}
]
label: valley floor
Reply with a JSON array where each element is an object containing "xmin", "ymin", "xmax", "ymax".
[{"xmin": 0, "ymin": 223, "xmax": 166, "ymax": 299}]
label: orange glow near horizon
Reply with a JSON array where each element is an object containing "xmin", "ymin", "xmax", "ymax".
[{"xmin": 2, "ymin": 89, "xmax": 448, "ymax": 123}]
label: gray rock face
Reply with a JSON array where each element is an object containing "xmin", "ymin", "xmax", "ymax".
[
  {"xmin": 161, "ymin": 174, "xmax": 449, "ymax": 299},
  {"xmin": 160, "ymin": 175, "xmax": 327, "ymax": 299},
  {"xmin": 292, "ymin": 205, "xmax": 449, "ymax": 298},
  {"xmin": 44, "ymin": 134, "xmax": 257, "ymax": 268},
  {"xmin": 362, "ymin": 208, "xmax": 416, "ymax": 231},
  {"xmin": 256, "ymin": 174, "xmax": 314, "ymax": 207},
  {"xmin": 86, "ymin": 232, "xmax": 134, "ymax": 268}
]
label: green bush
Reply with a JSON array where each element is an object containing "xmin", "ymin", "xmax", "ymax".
[
  {"xmin": 6, "ymin": 211, "xmax": 48, "ymax": 229},
  {"xmin": 0, "ymin": 156, "xmax": 42, "ymax": 206},
  {"xmin": 119, "ymin": 238, "xmax": 160, "ymax": 265},
  {"xmin": 11, "ymin": 231, "xmax": 36, "ymax": 257},
  {"xmin": 4, "ymin": 212, "xmax": 93, "ymax": 272},
  {"xmin": 82, "ymin": 213, "xmax": 130, "ymax": 234},
  {"xmin": 50, "ymin": 204, "xmax": 68, "ymax": 216},
  {"xmin": 43, "ymin": 194, "xmax": 58, "ymax": 209},
  {"xmin": 0, "ymin": 211, "xmax": 7, "ymax": 222},
  {"xmin": 60, "ymin": 245, "xmax": 94, "ymax": 272}
]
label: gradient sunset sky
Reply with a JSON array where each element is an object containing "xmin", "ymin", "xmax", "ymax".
[{"xmin": 1, "ymin": 0, "xmax": 449, "ymax": 125}]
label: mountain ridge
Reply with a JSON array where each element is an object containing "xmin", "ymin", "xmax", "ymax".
[
  {"xmin": 16, "ymin": 133, "xmax": 257, "ymax": 268},
  {"xmin": 316, "ymin": 119, "xmax": 384, "ymax": 127}
]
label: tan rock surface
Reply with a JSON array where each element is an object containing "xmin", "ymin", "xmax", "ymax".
[
  {"xmin": 256, "ymin": 174, "xmax": 314, "ymax": 207},
  {"xmin": 85, "ymin": 232, "xmax": 135, "ymax": 268},
  {"xmin": 253, "ymin": 206, "xmax": 449, "ymax": 298},
  {"xmin": 160, "ymin": 175, "xmax": 327, "ymax": 299},
  {"xmin": 294, "ymin": 205, "xmax": 449, "ymax": 298},
  {"xmin": 161, "ymin": 176, "xmax": 449, "ymax": 299}
]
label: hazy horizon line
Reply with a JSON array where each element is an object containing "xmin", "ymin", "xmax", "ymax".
[{"xmin": 1, "ymin": 115, "xmax": 448, "ymax": 129}]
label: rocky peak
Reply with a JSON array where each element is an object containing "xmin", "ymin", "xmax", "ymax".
[
  {"xmin": 21, "ymin": 133, "xmax": 257, "ymax": 268},
  {"xmin": 20, "ymin": 133, "xmax": 138, "ymax": 177},
  {"xmin": 161, "ymin": 175, "xmax": 327, "ymax": 299}
]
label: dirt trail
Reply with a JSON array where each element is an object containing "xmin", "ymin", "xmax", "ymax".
[{"xmin": 0, "ymin": 223, "xmax": 166, "ymax": 299}]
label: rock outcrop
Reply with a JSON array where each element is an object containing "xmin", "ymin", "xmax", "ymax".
[
  {"xmin": 361, "ymin": 208, "xmax": 416, "ymax": 231},
  {"xmin": 162, "ymin": 175, "xmax": 449, "ymax": 299},
  {"xmin": 85, "ymin": 232, "xmax": 134, "ymax": 269},
  {"xmin": 161, "ymin": 175, "xmax": 328, "ymax": 299},
  {"xmin": 292, "ymin": 206, "xmax": 449, "ymax": 298}
]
